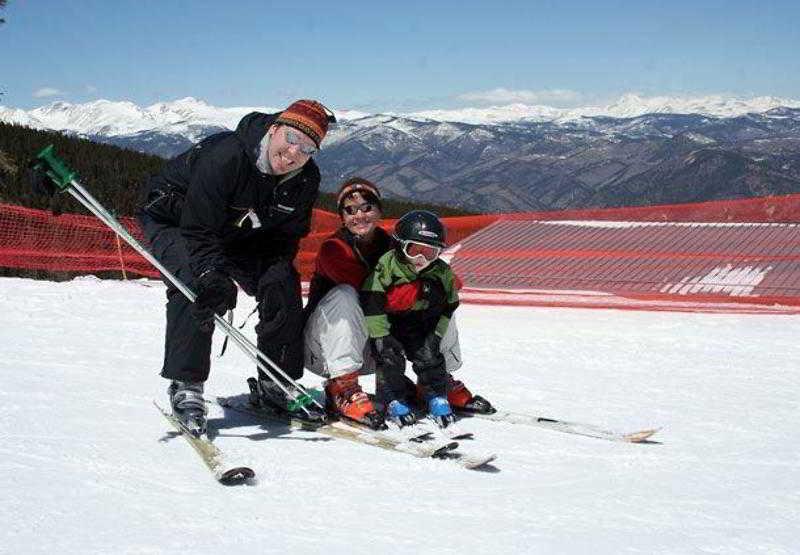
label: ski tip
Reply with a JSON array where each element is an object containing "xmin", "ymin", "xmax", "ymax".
[
  {"xmin": 623, "ymin": 428, "xmax": 661, "ymax": 443},
  {"xmin": 218, "ymin": 466, "xmax": 256, "ymax": 485},
  {"xmin": 467, "ymin": 455, "xmax": 497, "ymax": 470},
  {"xmin": 464, "ymin": 454, "xmax": 497, "ymax": 470}
]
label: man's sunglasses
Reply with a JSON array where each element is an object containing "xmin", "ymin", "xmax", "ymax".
[
  {"xmin": 342, "ymin": 202, "xmax": 376, "ymax": 216},
  {"xmin": 284, "ymin": 129, "xmax": 318, "ymax": 155}
]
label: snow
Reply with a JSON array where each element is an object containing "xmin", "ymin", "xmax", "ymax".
[
  {"xmin": 407, "ymin": 103, "xmax": 565, "ymax": 125},
  {"xmin": 145, "ymin": 97, "xmax": 273, "ymax": 132},
  {"xmin": 405, "ymin": 94, "xmax": 800, "ymax": 125},
  {"xmin": 5, "ymin": 93, "xmax": 800, "ymax": 136},
  {"xmin": 684, "ymin": 132, "xmax": 717, "ymax": 145},
  {"xmin": 2, "ymin": 97, "xmax": 278, "ymax": 137},
  {"xmin": 29, "ymin": 99, "xmax": 159, "ymax": 135},
  {"xmin": 660, "ymin": 264, "xmax": 771, "ymax": 297},
  {"xmin": 596, "ymin": 93, "xmax": 800, "ymax": 119},
  {"xmin": 540, "ymin": 220, "xmax": 796, "ymax": 229},
  {"xmin": 1, "ymin": 276, "xmax": 798, "ymax": 553}
]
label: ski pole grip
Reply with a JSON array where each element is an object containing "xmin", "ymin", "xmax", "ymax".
[{"xmin": 35, "ymin": 144, "xmax": 77, "ymax": 191}]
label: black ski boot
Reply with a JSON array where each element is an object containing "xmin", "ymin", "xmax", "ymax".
[
  {"xmin": 447, "ymin": 377, "xmax": 497, "ymax": 414},
  {"xmin": 247, "ymin": 376, "xmax": 326, "ymax": 424},
  {"xmin": 459, "ymin": 395, "xmax": 496, "ymax": 414},
  {"xmin": 168, "ymin": 380, "xmax": 208, "ymax": 436}
]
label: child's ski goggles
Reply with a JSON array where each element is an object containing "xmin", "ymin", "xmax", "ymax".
[{"xmin": 400, "ymin": 240, "xmax": 442, "ymax": 263}]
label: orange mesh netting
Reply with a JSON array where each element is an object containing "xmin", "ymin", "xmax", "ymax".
[
  {"xmin": 0, "ymin": 203, "xmax": 157, "ymax": 277},
  {"xmin": 2, "ymin": 193, "xmax": 799, "ymax": 313},
  {"xmin": 442, "ymin": 195, "xmax": 800, "ymax": 313}
]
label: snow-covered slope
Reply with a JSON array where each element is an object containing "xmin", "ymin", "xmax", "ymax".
[{"xmin": 1, "ymin": 277, "xmax": 797, "ymax": 553}]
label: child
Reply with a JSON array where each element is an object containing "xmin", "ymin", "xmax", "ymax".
[{"xmin": 360, "ymin": 210, "xmax": 493, "ymax": 428}]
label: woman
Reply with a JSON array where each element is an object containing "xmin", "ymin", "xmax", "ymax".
[{"xmin": 303, "ymin": 178, "xmax": 491, "ymax": 429}]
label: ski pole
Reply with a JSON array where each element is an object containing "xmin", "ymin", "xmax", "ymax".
[
  {"xmin": 30, "ymin": 145, "xmax": 324, "ymax": 416},
  {"xmin": 33, "ymin": 146, "xmax": 322, "ymax": 414},
  {"xmin": 65, "ymin": 184, "xmax": 318, "ymax": 408}
]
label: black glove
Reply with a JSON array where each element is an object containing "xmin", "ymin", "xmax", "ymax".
[
  {"xmin": 411, "ymin": 332, "xmax": 443, "ymax": 368},
  {"xmin": 412, "ymin": 332, "xmax": 447, "ymax": 397},
  {"xmin": 255, "ymin": 260, "xmax": 296, "ymax": 336},
  {"xmin": 419, "ymin": 278, "xmax": 447, "ymax": 310},
  {"xmin": 193, "ymin": 269, "xmax": 237, "ymax": 333},
  {"xmin": 370, "ymin": 335, "xmax": 406, "ymax": 373}
]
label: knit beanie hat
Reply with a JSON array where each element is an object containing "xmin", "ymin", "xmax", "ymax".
[
  {"xmin": 274, "ymin": 99, "xmax": 332, "ymax": 147},
  {"xmin": 336, "ymin": 177, "xmax": 383, "ymax": 214}
]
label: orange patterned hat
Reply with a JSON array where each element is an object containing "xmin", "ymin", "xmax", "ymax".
[{"xmin": 275, "ymin": 99, "xmax": 331, "ymax": 147}]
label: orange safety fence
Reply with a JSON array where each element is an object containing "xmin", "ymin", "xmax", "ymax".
[{"xmin": 2, "ymin": 193, "xmax": 800, "ymax": 313}]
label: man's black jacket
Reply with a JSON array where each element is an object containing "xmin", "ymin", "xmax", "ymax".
[{"xmin": 137, "ymin": 111, "xmax": 320, "ymax": 278}]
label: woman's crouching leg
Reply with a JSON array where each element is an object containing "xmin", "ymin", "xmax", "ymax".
[{"xmin": 304, "ymin": 285, "xmax": 371, "ymax": 379}]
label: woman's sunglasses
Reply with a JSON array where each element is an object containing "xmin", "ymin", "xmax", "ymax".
[{"xmin": 342, "ymin": 202, "xmax": 375, "ymax": 216}]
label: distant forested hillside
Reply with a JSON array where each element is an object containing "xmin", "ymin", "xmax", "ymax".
[{"xmin": 0, "ymin": 122, "xmax": 471, "ymax": 217}]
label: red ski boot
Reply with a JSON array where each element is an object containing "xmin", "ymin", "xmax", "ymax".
[
  {"xmin": 446, "ymin": 376, "xmax": 496, "ymax": 414},
  {"xmin": 325, "ymin": 371, "xmax": 386, "ymax": 429}
]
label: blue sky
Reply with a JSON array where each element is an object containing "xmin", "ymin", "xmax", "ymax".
[{"xmin": 2, "ymin": 0, "xmax": 799, "ymax": 111}]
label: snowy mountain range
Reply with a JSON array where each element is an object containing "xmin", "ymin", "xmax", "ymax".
[
  {"xmin": 3, "ymin": 93, "xmax": 799, "ymax": 135},
  {"xmin": 3, "ymin": 94, "xmax": 800, "ymax": 212}
]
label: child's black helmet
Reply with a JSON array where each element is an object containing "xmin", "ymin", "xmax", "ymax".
[{"xmin": 393, "ymin": 210, "xmax": 446, "ymax": 248}]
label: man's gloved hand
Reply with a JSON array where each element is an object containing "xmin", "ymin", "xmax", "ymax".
[
  {"xmin": 411, "ymin": 332, "xmax": 443, "ymax": 368},
  {"xmin": 193, "ymin": 269, "xmax": 237, "ymax": 332},
  {"xmin": 370, "ymin": 335, "xmax": 406, "ymax": 373},
  {"xmin": 255, "ymin": 260, "xmax": 295, "ymax": 334}
]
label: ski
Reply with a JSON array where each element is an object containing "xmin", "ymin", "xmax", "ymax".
[
  {"xmin": 279, "ymin": 390, "xmax": 496, "ymax": 470},
  {"xmin": 153, "ymin": 400, "xmax": 255, "ymax": 485},
  {"xmin": 216, "ymin": 396, "xmax": 459, "ymax": 459},
  {"xmin": 355, "ymin": 393, "xmax": 497, "ymax": 469},
  {"xmin": 432, "ymin": 449, "xmax": 498, "ymax": 470},
  {"xmin": 412, "ymin": 417, "xmax": 474, "ymax": 441},
  {"xmin": 455, "ymin": 408, "xmax": 660, "ymax": 443},
  {"xmin": 408, "ymin": 416, "xmax": 497, "ymax": 469}
]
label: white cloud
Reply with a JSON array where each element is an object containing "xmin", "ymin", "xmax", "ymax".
[
  {"xmin": 85, "ymin": 85, "xmax": 98, "ymax": 94},
  {"xmin": 456, "ymin": 88, "xmax": 584, "ymax": 106},
  {"xmin": 33, "ymin": 87, "xmax": 65, "ymax": 98}
]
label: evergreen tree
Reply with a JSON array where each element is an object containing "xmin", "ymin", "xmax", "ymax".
[{"xmin": 0, "ymin": 122, "xmax": 472, "ymax": 217}]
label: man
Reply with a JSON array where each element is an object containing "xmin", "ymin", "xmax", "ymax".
[{"xmin": 137, "ymin": 99, "xmax": 333, "ymax": 435}]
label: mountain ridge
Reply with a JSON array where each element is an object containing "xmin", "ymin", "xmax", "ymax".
[{"xmin": 3, "ymin": 95, "xmax": 800, "ymax": 213}]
